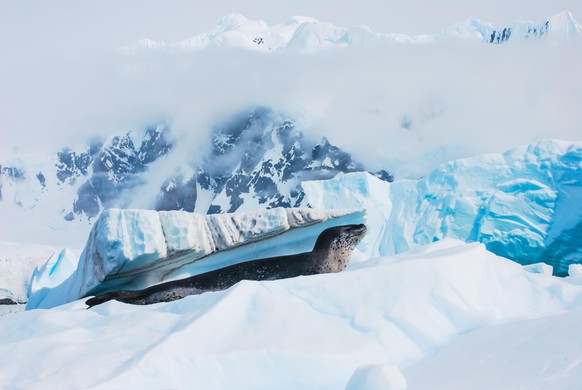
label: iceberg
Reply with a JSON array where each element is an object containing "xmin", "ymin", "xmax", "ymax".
[
  {"xmin": 26, "ymin": 207, "xmax": 363, "ymax": 309},
  {"xmin": 303, "ymin": 140, "xmax": 582, "ymax": 275}
]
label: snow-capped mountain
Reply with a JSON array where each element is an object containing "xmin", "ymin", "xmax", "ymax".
[
  {"xmin": 120, "ymin": 10, "xmax": 582, "ymax": 54},
  {"xmin": 0, "ymin": 108, "xmax": 391, "ymax": 223}
]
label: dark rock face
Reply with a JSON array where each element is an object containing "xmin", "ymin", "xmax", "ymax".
[
  {"xmin": 1, "ymin": 108, "xmax": 393, "ymax": 219},
  {"xmin": 489, "ymin": 27, "xmax": 512, "ymax": 43},
  {"xmin": 0, "ymin": 165, "xmax": 26, "ymax": 202},
  {"xmin": 488, "ymin": 19, "xmax": 550, "ymax": 44},
  {"xmin": 72, "ymin": 126, "xmax": 173, "ymax": 218}
]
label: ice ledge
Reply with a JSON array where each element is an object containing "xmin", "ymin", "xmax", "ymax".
[{"xmin": 27, "ymin": 207, "xmax": 363, "ymax": 309}]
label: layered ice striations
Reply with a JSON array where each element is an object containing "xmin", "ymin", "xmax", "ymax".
[
  {"xmin": 303, "ymin": 140, "xmax": 582, "ymax": 275},
  {"xmin": 26, "ymin": 207, "xmax": 362, "ymax": 309}
]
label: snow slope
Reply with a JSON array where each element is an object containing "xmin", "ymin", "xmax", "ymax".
[
  {"xmin": 405, "ymin": 306, "xmax": 582, "ymax": 389},
  {"xmin": 1, "ymin": 240, "xmax": 582, "ymax": 389},
  {"xmin": 303, "ymin": 140, "xmax": 582, "ymax": 275},
  {"xmin": 120, "ymin": 11, "xmax": 582, "ymax": 53}
]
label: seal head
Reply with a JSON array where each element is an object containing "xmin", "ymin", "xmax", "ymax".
[{"xmin": 312, "ymin": 223, "xmax": 367, "ymax": 273}]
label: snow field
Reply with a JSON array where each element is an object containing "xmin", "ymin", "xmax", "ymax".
[{"xmin": 2, "ymin": 239, "xmax": 582, "ymax": 389}]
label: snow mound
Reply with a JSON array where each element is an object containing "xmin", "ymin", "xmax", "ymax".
[
  {"xmin": 303, "ymin": 140, "xmax": 582, "ymax": 274},
  {"xmin": 569, "ymin": 263, "xmax": 582, "ymax": 277},
  {"xmin": 3, "ymin": 240, "xmax": 582, "ymax": 388},
  {"xmin": 119, "ymin": 11, "xmax": 582, "ymax": 53},
  {"xmin": 346, "ymin": 363, "xmax": 407, "ymax": 390},
  {"xmin": 27, "ymin": 207, "xmax": 362, "ymax": 309},
  {"xmin": 523, "ymin": 262, "xmax": 553, "ymax": 275}
]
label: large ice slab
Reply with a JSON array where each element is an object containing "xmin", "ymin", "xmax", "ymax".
[
  {"xmin": 303, "ymin": 140, "xmax": 582, "ymax": 274},
  {"xmin": 26, "ymin": 207, "xmax": 362, "ymax": 309}
]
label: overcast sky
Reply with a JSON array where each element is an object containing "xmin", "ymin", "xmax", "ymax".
[
  {"xmin": 2, "ymin": 0, "xmax": 582, "ymax": 51},
  {"xmin": 1, "ymin": 1, "xmax": 581, "ymax": 174}
]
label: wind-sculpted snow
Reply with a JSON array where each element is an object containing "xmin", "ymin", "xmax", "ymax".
[
  {"xmin": 26, "ymin": 207, "xmax": 362, "ymax": 309},
  {"xmin": 303, "ymin": 140, "xmax": 582, "ymax": 274},
  {"xmin": 3, "ymin": 240, "xmax": 582, "ymax": 388},
  {"xmin": 120, "ymin": 11, "xmax": 582, "ymax": 54}
]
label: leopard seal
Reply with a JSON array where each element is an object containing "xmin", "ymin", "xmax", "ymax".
[{"xmin": 86, "ymin": 223, "xmax": 367, "ymax": 307}]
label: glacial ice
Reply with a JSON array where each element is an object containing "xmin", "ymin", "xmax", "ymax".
[
  {"xmin": 26, "ymin": 207, "xmax": 363, "ymax": 309},
  {"xmin": 303, "ymin": 140, "xmax": 582, "ymax": 274}
]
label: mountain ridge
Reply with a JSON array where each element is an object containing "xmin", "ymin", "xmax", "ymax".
[
  {"xmin": 119, "ymin": 10, "xmax": 582, "ymax": 53},
  {"xmin": 0, "ymin": 108, "xmax": 392, "ymax": 224}
]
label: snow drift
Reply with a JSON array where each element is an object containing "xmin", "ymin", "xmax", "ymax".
[{"xmin": 303, "ymin": 140, "xmax": 582, "ymax": 275}]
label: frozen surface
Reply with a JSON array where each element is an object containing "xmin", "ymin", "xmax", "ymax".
[
  {"xmin": 346, "ymin": 363, "xmax": 407, "ymax": 390},
  {"xmin": 303, "ymin": 140, "xmax": 582, "ymax": 274},
  {"xmin": 27, "ymin": 207, "xmax": 360, "ymax": 309},
  {"xmin": 405, "ymin": 308, "xmax": 582, "ymax": 390},
  {"xmin": 2, "ymin": 240, "xmax": 582, "ymax": 389}
]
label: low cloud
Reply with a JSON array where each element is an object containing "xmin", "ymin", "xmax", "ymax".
[{"xmin": 2, "ymin": 39, "xmax": 582, "ymax": 178}]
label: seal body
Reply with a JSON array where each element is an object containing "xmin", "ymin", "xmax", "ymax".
[{"xmin": 86, "ymin": 224, "xmax": 367, "ymax": 307}]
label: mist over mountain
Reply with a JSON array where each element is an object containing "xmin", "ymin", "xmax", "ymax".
[
  {"xmin": 2, "ymin": 11, "xmax": 582, "ymax": 249},
  {"xmin": 0, "ymin": 108, "xmax": 392, "ymax": 226}
]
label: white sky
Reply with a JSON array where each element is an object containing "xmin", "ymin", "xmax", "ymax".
[
  {"xmin": 1, "ymin": 1, "xmax": 581, "ymax": 174},
  {"xmin": 2, "ymin": 0, "xmax": 582, "ymax": 49}
]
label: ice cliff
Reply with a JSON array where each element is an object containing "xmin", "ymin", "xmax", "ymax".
[{"xmin": 303, "ymin": 140, "xmax": 582, "ymax": 275}]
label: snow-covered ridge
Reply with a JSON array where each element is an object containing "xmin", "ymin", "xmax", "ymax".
[
  {"xmin": 120, "ymin": 10, "xmax": 582, "ymax": 53},
  {"xmin": 27, "ymin": 207, "xmax": 363, "ymax": 309},
  {"xmin": 303, "ymin": 139, "xmax": 582, "ymax": 275}
]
